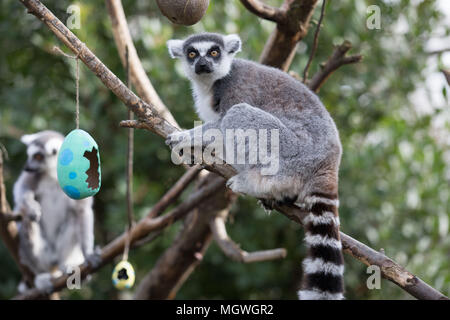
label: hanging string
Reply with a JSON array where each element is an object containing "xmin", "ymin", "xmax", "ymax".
[
  {"xmin": 52, "ymin": 46, "xmax": 80, "ymax": 129},
  {"xmin": 123, "ymin": 45, "xmax": 135, "ymax": 262},
  {"xmin": 75, "ymin": 56, "xmax": 80, "ymax": 129}
]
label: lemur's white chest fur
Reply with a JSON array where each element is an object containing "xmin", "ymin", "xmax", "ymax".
[
  {"xmin": 36, "ymin": 175, "xmax": 70, "ymax": 238},
  {"xmin": 191, "ymin": 82, "xmax": 221, "ymax": 122}
]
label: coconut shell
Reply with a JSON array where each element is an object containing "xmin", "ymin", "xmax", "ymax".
[{"xmin": 156, "ymin": 0, "xmax": 209, "ymax": 26}]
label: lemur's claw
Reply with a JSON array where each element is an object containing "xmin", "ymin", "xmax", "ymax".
[
  {"xmin": 85, "ymin": 246, "xmax": 102, "ymax": 269},
  {"xmin": 257, "ymin": 199, "xmax": 275, "ymax": 213},
  {"xmin": 34, "ymin": 273, "xmax": 55, "ymax": 294}
]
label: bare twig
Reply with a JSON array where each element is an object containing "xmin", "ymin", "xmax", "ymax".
[
  {"xmin": 303, "ymin": 0, "xmax": 326, "ymax": 82},
  {"xmin": 210, "ymin": 215, "xmax": 286, "ymax": 263},
  {"xmin": 17, "ymin": 0, "xmax": 448, "ymax": 300},
  {"xmin": 239, "ymin": 0, "xmax": 285, "ymax": 23},
  {"xmin": 109, "ymin": 0, "xmax": 237, "ymax": 300},
  {"xmin": 21, "ymin": 0, "xmax": 178, "ymax": 139},
  {"xmin": 21, "ymin": 0, "xmax": 238, "ymax": 180},
  {"xmin": 308, "ymin": 40, "xmax": 362, "ymax": 92},
  {"xmin": 2, "ymin": 212, "xmax": 22, "ymax": 223},
  {"xmin": 131, "ymin": 229, "xmax": 164, "ymax": 248},
  {"xmin": 441, "ymin": 68, "xmax": 450, "ymax": 86}
]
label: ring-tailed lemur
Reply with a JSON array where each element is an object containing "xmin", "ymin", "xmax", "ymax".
[
  {"xmin": 13, "ymin": 130, "xmax": 100, "ymax": 292},
  {"xmin": 166, "ymin": 33, "xmax": 344, "ymax": 300}
]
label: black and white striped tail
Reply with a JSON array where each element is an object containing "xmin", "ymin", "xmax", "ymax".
[{"xmin": 298, "ymin": 192, "xmax": 344, "ymax": 300}]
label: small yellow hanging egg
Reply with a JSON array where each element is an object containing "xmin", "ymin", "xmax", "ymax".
[{"xmin": 112, "ymin": 260, "xmax": 135, "ymax": 290}]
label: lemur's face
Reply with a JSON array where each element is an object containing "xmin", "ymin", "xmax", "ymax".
[
  {"xmin": 167, "ymin": 33, "xmax": 242, "ymax": 83},
  {"xmin": 21, "ymin": 131, "xmax": 64, "ymax": 176}
]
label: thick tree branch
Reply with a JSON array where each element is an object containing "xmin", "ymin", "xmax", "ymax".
[
  {"xmin": 308, "ymin": 40, "xmax": 362, "ymax": 92},
  {"xmin": 273, "ymin": 202, "xmax": 449, "ymax": 300},
  {"xmin": 257, "ymin": 0, "xmax": 320, "ymax": 71},
  {"xmin": 17, "ymin": 0, "xmax": 448, "ymax": 300},
  {"xmin": 210, "ymin": 214, "xmax": 286, "ymax": 263},
  {"xmin": 239, "ymin": 0, "xmax": 285, "ymax": 23}
]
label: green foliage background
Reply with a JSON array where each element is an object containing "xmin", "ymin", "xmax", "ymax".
[{"xmin": 0, "ymin": 0, "xmax": 449, "ymax": 299}]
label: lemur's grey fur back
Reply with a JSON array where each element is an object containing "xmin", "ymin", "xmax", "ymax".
[
  {"xmin": 13, "ymin": 130, "xmax": 96, "ymax": 292},
  {"xmin": 167, "ymin": 33, "xmax": 345, "ymax": 299},
  {"xmin": 212, "ymin": 58, "xmax": 342, "ymax": 201}
]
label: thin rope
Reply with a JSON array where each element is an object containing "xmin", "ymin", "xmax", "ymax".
[
  {"xmin": 75, "ymin": 57, "xmax": 80, "ymax": 129},
  {"xmin": 122, "ymin": 45, "xmax": 135, "ymax": 262},
  {"xmin": 52, "ymin": 46, "xmax": 80, "ymax": 129}
]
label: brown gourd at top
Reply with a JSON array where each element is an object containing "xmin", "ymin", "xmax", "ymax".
[{"xmin": 156, "ymin": 0, "xmax": 210, "ymax": 26}]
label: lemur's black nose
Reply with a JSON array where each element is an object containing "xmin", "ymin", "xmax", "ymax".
[{"xmin": 195, "ymin": 58, "xmax": 212, "ymax": 74}]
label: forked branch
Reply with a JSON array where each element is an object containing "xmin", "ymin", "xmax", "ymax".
[
  {"xmin": 239, "ymin": 0, "xmax": 285, "ymax": 23},
  {"xmin": 210, "ymin": 215, "xmax": 287, "ymax": 263},
  {"xmin": 308, "ymin": 40, "xmax": 362, "ymax": 92}
]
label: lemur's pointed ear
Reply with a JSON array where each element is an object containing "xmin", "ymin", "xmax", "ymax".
[
  {"xmin": 20, "ymin": 133, "xmax": 39, "ymax": 146},
  {"xmin": 224, "ymin": 34, "xmax": 242, "ymax": 54},
  {"xmin": 167, "ymin": 39, "xmax": 184, "ymax": 59}
]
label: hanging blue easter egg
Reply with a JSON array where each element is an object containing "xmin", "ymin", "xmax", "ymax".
[{"xmin": 57, "ymin": 129, "xmax": 101, "ymax": 199}]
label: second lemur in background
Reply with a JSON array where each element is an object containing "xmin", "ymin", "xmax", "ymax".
[
  {"xmin": 13, "ymin": 130, "xmax": 99, "ymax": 292},
  {"xmin": 166, "ymin": 33, "xmax": 344, "ymax": 300}
]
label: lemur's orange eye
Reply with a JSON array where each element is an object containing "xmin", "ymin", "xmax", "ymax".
[
  {"xmin": 33, "ymin": 153, "xmax": 44, "ymax": 161},
  {"xmin": 188, "ymin": 51, "xmax": 196, "ymax": 59},
  {"xmin": 210, "ymin": 50, "xmax": 219, "ymax": 57}
]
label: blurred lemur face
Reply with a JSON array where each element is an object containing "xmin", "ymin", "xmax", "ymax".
[
  {"xmin": 21, "ymin": 131, "xmax": 64, "ymax": 175},
  {"xmin": 167, "ymin": 33, "xmax": 242, "ymax": 83}
]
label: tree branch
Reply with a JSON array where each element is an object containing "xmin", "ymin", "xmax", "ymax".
[
  {"xmin": 119, "ymin": 119, "xmax": 147, "ymax": 129},
  {"xmin": 108, "ymin": 0, "xmax": 239, "ymax": 300},
  {"xmin": 257, "ymin": 0, "xmax": 320, "ymax": 71},
  {"xmin": 273, "ymin": 202, "xmax": 449, "ymax": 300},
  {"xmin": 16, "ymin": 0, "xmax": 448, "ymax": 300},
  {"xmin": 20, "ymin": 0, "xmax": 177, "ymax": 139},
  {"xmin": 302, "ymin": 0, "xmax": 326, "ymax": 82},
  {"xmin": 239, "ymin": 0, "xmax": 285, "ymax": 23},
  {"xmin": 308, "ymin": 40, "xmax": 362, "ymax": 92},
  {"xmin": 147, "ymin": 165, "xmax": 203, "ymax": 218},
  {"xmin": 441, "ymin": 68, "xmax": 450, "ymax": 86},
  {"xmin": 135, "ymin": 174, "xmax": 235, "ymax": 299},
  {"xmin": 210, "ymin": 215, "xmax": 286, "ymax": 263},
  {"xmin": 427, "ymin": 47, "xmax": 450, "ymax": 55}
]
